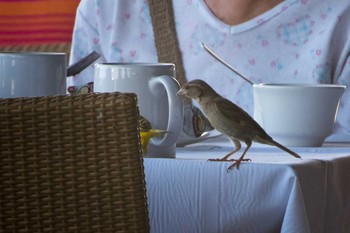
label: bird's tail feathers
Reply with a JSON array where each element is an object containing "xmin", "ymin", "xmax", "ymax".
[
  {"xmin": 270, "ymin": 139, "xmax": 301, "ymax": 158},
  {"xmin": 142, "ymin": 129, "xmax": 172, "ymax": 137},
  {"xmin": 258, "ymin": 137, "xmax": 301, "ymax": 159}
]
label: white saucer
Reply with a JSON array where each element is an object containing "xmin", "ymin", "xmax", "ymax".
[{"xmin": 177, "ymin": 130, "xmax": 222, "ymax": 147}]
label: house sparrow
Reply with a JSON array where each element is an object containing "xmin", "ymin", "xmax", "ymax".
[{"xmin": 177, "ymin": 79, "xmax": 301, "ymax": 170}]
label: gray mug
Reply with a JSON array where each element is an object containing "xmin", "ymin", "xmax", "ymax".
[{"xmin": 0, "ymin": 52, "xmax": 66, "ymax": 98}]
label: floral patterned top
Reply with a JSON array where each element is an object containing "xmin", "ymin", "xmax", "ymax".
[{"xmin": 69, "ymin": 0, "xmax": 350, "ymax": 135}]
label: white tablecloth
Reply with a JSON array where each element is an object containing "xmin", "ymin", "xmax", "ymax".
[{"xmin": 144, "ymin": 135, "xmax": 350, "ymax": 233}]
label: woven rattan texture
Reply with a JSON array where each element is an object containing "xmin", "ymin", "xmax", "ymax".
[
  {"xmin": 148, "ymin": 0, "xmax": 190, "ymax": 105},
  {"xmin": 0, "ymin": 93, "xmax": 149, "ymax": 233},
  {"xmin": 148, "ymin": 0, "xmax": 186, "ymax": 85},
  {"xmin": 0, "ymin": 43, "xmax": 71, "ymax": 61},
  {"xmin": 0, "ymin": 43, "xmax": 71, "ymax": 53}
]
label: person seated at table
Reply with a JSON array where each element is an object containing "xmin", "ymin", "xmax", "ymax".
[{"xmin": 68, "ymin": 0, "xmax": 350, "ymax": 137}]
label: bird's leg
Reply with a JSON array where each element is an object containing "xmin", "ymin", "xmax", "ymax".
[
  {"xmin": 227, "ymin": 140, "xmax": 252, "ymax": 170},
  {"xmin": 208, "ymin": 139, "xmax": 241, "ymax": 162}
]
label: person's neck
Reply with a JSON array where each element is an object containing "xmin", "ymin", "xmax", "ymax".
[{"xmin": 204, "ymin": 0, "xmax": 283, "ymax": 25}]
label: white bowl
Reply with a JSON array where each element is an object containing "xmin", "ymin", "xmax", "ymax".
[{"xmin": 253, "ymin": 84, "xmax": 346, "ymax": 147}]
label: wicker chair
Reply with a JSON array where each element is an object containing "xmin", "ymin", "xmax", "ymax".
[
  {"xmin": 0, "ymin": 93, "xmax": 150, "ymax": 233},
  {"xmin": 0, "ymin": 42, "xmax": 72, "ymax": 62},
  {"xmin": 0, "ymin": 43, "xmax": 71, "ymax": 54}
]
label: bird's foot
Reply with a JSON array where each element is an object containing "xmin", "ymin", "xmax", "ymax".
[
  {"xmin": 226, "ymin": 158, "xmax": 251, "ymax": 171},
  {"xmin": 208, "ymin": 158, "xmax": 251, "ymax": 170},
  {"xmin": 208, "ymin": 158, "xmax": 236, "ymax": 162}
]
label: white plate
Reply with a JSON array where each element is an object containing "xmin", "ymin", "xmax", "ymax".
[{"xmin": 177, "ymin": 130, "xmax": 222, "ymax": 147}]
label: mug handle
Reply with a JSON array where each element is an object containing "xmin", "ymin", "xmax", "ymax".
[{"xmin": 148, "ymin": 75, "xmax": 184, "ymax": 147}]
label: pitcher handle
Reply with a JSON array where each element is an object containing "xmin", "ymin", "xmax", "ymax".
[{"xmin": 148, "ymin": 75, "xmax": 184, "ymax": 147}]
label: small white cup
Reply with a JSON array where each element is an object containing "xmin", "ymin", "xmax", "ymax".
[
  {"xmin": 253, "ymin": 84, "xmax": 346, "ymax": 147},
  {"xmin": 0, "ymin": 52, "xmax": 66, "ymax": 98},
  {"xmin": 94, "ymin": 63, "xmax": 184, "ymax": 158}
]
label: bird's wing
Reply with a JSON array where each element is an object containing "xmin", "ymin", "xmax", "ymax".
[
  {"xmin": 139, "ymin": 115, "xmax": 152, "ymax": 132},
  {"xmin": 212, "ymin": 97, "xmax": 269, "ymax": 135}
]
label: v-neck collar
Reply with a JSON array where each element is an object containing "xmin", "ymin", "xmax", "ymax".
[{"xmin": 197, "ymin": 0, "xmax": 299, "ymax": 34}]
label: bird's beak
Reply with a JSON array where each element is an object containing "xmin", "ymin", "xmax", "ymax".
[{"xmin": 177, "ymin": 87, "xmax": 187, "ymax": 96}]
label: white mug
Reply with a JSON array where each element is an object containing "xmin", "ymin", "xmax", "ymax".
[
  {"xmin": 0, "ymin": 52, "xmax": 66, "ymax": 98},
  {"xmin": 94, "ymin": 63, "xmax": 184, "ymax": 158}
]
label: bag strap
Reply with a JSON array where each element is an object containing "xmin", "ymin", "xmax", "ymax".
[{"xmin": 148, "ymin": 0, "xmax": 187, "ymax": 88}]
